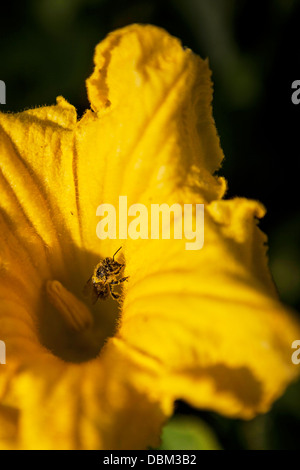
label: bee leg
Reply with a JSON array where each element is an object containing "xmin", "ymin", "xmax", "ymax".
[
  {"xmin": 110, "ymin": 276, "xmax": 129, "ymax": 286},
  {"xmin": 109, "ymin": 284, "xmax": 120, "ymax": 300},
  {"xmin": 109, "ymin": 277, "xmax": 129, "ymax": 300}
]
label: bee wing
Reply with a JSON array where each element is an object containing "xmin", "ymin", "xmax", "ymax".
[
  {"xmin": 83, "ymin": 277, "xmax": 99, "ymax": 305},
  {"xmin": 83, "ymin": 276, "xmax": 92, "ymax": 296}
]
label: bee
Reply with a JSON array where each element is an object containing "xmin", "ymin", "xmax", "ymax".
[{"xmin": 83, "ymin": 247, "xmax": 129, "ymax": 303}]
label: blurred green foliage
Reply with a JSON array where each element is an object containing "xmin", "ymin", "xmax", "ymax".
[
  {"xmin": 160, "ymin": 415, "xmax": 222, "ymax": 450},
  {"xmin": 1, "ymin": 0, "xmax": 300, "ymax": 450}
]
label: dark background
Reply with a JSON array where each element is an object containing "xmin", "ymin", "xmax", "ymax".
[{"xmin": 1, "ymin": 0, "xmax": 300, "ymax": 450}]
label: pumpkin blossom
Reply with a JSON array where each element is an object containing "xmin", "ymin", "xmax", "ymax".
[{"xmin": 0, "ymin": 24, "xmax": 299, "ymax": 449}]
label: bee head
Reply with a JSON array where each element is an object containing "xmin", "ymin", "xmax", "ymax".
[
  {"xmin": 94, "ymin": 247, "xmax": 124, "ymax": 281},
  {"xmin": 104, "ymin": 257, "xmax": 124, "ymax": 274},
  {"xmin": 95, "ymin": 266, "xmax": 105, "ymax": 278},
  {"xmin": 109, "ymin": 246, "xmax": 124, "ymax": 272}
]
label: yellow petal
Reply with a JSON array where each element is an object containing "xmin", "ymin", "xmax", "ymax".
[
  {"xmin": 83, "ymin": 23, "xmax": 225, "ymax": 222},
  {"xmin": 0, "ymin": 97, "xmax": 80, "ymax": 281},
  {"xmin": 0, "ymin": 346, "xmax": 170, "ymax": 450},
  {"xmin": 120, "ymin": 198, "xmax": 300, "ymax": 418},
  {"xmin": 0, "ymin": 22, "xmax": 299, "ymax": 451}
]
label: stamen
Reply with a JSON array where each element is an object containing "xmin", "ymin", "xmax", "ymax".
[{"xmin": 46, "ymin": 280, "xmax": 93, "ymax": 332}]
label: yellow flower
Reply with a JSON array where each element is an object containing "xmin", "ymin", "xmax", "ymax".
[{"xmin": 0, "ymin": 23, "xmax": 299, "ymax": 450}]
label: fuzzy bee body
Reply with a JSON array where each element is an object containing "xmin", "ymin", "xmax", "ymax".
[{"xmin": 84, "ymin": 247, "xmax": 128, "ymax": 303}]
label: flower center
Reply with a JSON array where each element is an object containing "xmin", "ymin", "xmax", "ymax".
[
  {"xmin": 46, "ymin": 281, "xmax": 94, "ymax": 331},
  {"xmin": 39, "ymin": 277, "xmax": 121, "ymax": 363}
]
